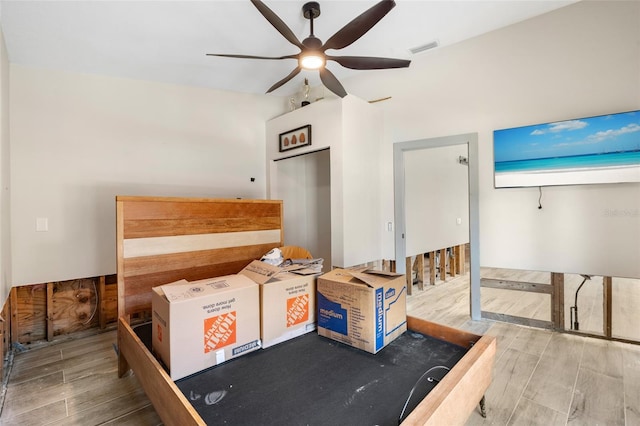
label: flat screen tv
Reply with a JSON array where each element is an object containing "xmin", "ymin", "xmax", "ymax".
[{"xmin": 493, "ymin": 110, "xmax": 640, "ymax": 188}]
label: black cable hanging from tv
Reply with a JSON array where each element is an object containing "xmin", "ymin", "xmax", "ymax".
[{"xmin": 538, "ymin": 186, "xmax": 543, "ymax": 210}]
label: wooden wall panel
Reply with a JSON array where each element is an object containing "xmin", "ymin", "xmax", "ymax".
[
  {"xmin": 0, "ymin": 296, "xmax": 10, "ymax": 380},
  {"xmin": 51, "ymin": 278, "xmax": 99, "ymax": 336},
  {"xmin": 122, "ymin": 244, "xmax": 276, "ymax": 277},
  {"xmin": 15, "ymin": 285, "xmax": 47, "ymax": 344},
  {"xmin": 121, "ymin": 198, "xmax": 281, "ymax": 220},
  {"xmin": 4, "ymin": 273, "xmax": 119, "ymax": 347},
  {"xmin": 122, "ymin": 260, "xmax": 257, "ymax": 297},
  {"xmin": 124, "ymin": 217, "xmax": 282, "ymax": 239},
  {"xmin": 117, "ymin": 196, "xmax": 284, "ymax": 320},
  {"xmin": 103, "ymin": 277, "xmax": 118, "ymax": 327},
  {"xmin": 121, "ymin": 199, "xmax": 282, "ymax": 239}
]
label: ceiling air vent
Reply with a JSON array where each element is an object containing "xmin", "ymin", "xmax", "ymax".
[{"xmin": 409, "ymin": 40, "xmax": 439, "ymax": 55}]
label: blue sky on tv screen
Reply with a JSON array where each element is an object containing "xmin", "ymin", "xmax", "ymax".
[{"xmin": 494, "ymin": 110, "xmax": 640, "ymax": 163}]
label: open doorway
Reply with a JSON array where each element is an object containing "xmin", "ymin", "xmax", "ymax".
[
  {"xmin": 393, "ymin": 134, "xmax": 480, "ymax": 319},
  {"xmin": 271, "ymin": 148, "xmax": 331, "ymax": 271}
]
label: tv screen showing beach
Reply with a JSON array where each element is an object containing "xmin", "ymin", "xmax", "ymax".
[{"xmin": 493, "ymin": 110, "xmax": 640, "ymax": 188}]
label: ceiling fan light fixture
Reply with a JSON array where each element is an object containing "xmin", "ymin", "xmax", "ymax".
[
  {"xmin": 209, "ymin": 0, "xmax": 408, "ymax": 97},
  {"xmin": 300, "ymin": 53, "xmax": 325, "ymax": 70}
]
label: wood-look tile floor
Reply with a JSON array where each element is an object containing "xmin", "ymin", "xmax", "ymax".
[
  {"xmin": 1, "ymin": 268, "xmax": 639, "ymax": 425},
  {"xmin": 409, "ymin": 268, "xmax": 640, "ymax": 426}
]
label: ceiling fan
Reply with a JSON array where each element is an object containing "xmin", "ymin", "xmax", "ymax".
[{"xmin": 207, "ymin": 0, "xmax": 411, "ymax": 98}]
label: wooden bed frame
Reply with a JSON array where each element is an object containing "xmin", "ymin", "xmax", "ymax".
[{"xmin": 116, "ymin": 196, "xmax": 496, "ymax": 425}]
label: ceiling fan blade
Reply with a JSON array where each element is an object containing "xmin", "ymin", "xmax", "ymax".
[
  {"xmin": 327, "ymin": 55, "xmax": 410, "ymax": 70},
  {"xmin": 322, "ymin": 0, "xmax": 395, "ymax": 52},
  {"xmin": 251, "ymin": 0, "xmax": 304, "ymax": 50},
  {"xmin": 319, "ymin": 67, "xmax": 347, "ymax": 98},
  {"xmin": 207, "ymin": 53, "xmax": 298, "ymax": 61},
  {"xmin": 266, "ymin": 67, "xmax": 302, "ymax": 93}
]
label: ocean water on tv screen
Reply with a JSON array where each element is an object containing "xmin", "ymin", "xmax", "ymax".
[{"xmin": 495, "ymin": 150, "xmax": 640, "ymax": 173}]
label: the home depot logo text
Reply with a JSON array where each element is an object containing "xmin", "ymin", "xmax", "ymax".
[
  {"xmin": 204, "ymin": 311, "xmax": 237, "ymax": 353},
  {"xmin": 287, "ymin": 294, "xmax": 309, "ymax": 327}
]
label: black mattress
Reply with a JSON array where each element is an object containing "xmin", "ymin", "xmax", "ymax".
[{"xmin": 134, "ymin": 323, "xmax": 467, "ymax": 425}]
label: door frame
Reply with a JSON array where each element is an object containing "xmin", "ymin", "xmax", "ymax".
[
  {"xmin": 393, "ymin": 133, "xmax": 480, "ymax": 320},
  {"xmin": 269, "ymin": 147, "xmax": 332, "ymax": 271}
]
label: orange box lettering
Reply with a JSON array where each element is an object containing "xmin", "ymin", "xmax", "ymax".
[
  {"xmin": 204, "ymin": 311, "xmax": 237, "ymax": 353},
  {"xmin": 287, "ymin": 294, "xmax": 309, "ymax": 327}
]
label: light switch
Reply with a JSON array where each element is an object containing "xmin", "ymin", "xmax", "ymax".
[
  {"xmin": 36, "ymin": 217, "xmax": 48, "ymax": 232},
  {"xmin": 456, "ymin": 218, "xmax": 462, "ymax": 225}
]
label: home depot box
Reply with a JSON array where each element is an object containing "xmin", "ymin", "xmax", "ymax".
[
  {"xmin": 317, "ymin": 268, "xmax": 407, "ymax": 354},
  {"xmin": 240, "ymin": 260, "xmax": 317, "ymax": 348},
  {"xmin": 151, "ymin": 275, "xmax": 261, "ymax": 380}
]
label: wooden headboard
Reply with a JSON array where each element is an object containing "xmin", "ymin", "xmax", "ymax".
[{"xmin": 116, "ymin": 196, "xmax": 283, "ymax": 321}]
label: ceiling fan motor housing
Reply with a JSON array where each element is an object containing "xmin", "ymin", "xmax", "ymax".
[
  {"xmin": 302, "ymin": 36, "xmax": 322, "ymax": 49},
  {"xmin": 303, "ymin": 2, "xmax": 321, "ymax": 20}
]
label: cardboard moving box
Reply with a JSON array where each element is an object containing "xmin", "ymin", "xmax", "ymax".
[
  {"xmin": 240, "ymin": 260, "xmax": 317, "ymax": 348},
  {"xmin": 152, "ymin": 275, "xmax": 260, "ymax": 380},
  {"xmin": 317, "ymin": 268, "xmax": 407, "ymax": 354}
]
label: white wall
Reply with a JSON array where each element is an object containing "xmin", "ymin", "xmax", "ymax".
[
  {"xmin": 10, "ymin": 65, "xmax": 283, "ymax": 285},
  {"xmin": 5, "ymin": 0, "xmax": 639, "ymax": 292},
  {"xmin": 344, "ymin": 0, "xmax": 640, "ymax": 278},
  {"xmin": 272, "ymin": 149, "xmax": 331, "ymax": 267},
  {"xmin": 0, "ymin": 26, "xmax": 10, "ymax": 304},
  {"xmin": 267, "ymin": 99, "xmax": 342, "ymax": 265},
  {"xmin": 266, "ymin": 96, "xmax": 383, "ymax": 268},
  {"xmin": 405, "ymin": 144, "xmax": 469, "ymax": 256},
  {"xmin": 340, "ymin": 96, "xmax": 383, "ymax": 267}
]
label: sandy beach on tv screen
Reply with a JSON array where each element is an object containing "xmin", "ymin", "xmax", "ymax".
[{"xmin": 495, "ymin": 165, "xmax": 640, "ymax": 188}]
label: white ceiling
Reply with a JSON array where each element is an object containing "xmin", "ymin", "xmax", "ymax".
[{"xmin": 0, "ymin": 0, "xmax": 576, "ymax": 97}]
